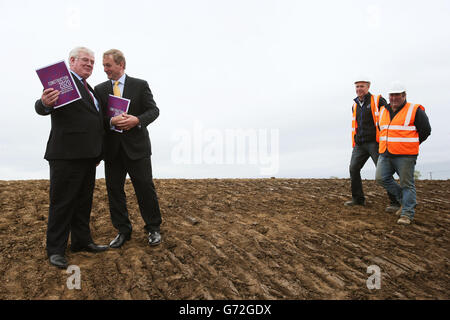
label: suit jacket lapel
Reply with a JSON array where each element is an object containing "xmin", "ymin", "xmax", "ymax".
[
  {"xmin": 72, "ymin": 73, "xmax": 98, "ymax": 113},
  {"xmin": 84, "ymin": 81, "xmax": 98, "ymax": 112},
  {"xmin": 106, "ymin": 80, "xmax": 113, "ymax": 96},
  {"xmin": 122, "ymin": 75, "xmax": 130, "ymax": 99}
]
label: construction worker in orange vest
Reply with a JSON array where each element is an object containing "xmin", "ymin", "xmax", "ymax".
[
  {"xmin": 345, "ymin": 77, "xmax": 400, "ymax": 211},
  {"xmin": 376, "ymin": 81, "xmax": 431, "ymax": 225}
]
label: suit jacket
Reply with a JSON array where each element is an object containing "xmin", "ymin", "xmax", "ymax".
[
  {"xmin": 94, "ymin": 75, "xmax": 159, "ymax": 161},
  {"xmin": 35, "ymin": 74, "xmax": 104, "ymax": 160}
]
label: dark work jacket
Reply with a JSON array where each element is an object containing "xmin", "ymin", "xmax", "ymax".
[
  {"xmin": 353, "ymin": 92, "xmax": 387, "ymax": 145},
  {"xmin": 35, "ymin": 74, "xmax": 104, "ymax": 160},
  {"xmin": 94, "ymin": 75, "xmax": 159, "ymax": 161},
  {"xmin": 380, "ymin": 101, "xmax": 431, "ymax": 157}
]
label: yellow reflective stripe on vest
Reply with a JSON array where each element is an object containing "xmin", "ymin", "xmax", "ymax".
[
  {"xmin": 379, "ymin": 107, "xmax": 386, "ymax": 125},
  {"xmin": 379, "ymin": 106, "xmax": 385, "ymax": 119},
  {"xmin": 379, "ymin": 125, "xmax": 417, "ymax": 131},
  {"xmin": 372, "ymin": 95, "xmax": 379, "ymax": 112},
  {"xmin": 379, "ymin": 137, "xmax": 419, "ymax": 142},
  {"xmin": 404, "ymin": 103, "xmax": 416, "ymax": 126}
]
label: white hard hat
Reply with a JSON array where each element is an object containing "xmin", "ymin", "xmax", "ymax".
[
  {"xmin": 388, "ymin": 81, "xmax": 406, "ymax": 94},
  {"xmin": 354, "ymin": 75, "xmax": 371, "ymax": 84}
]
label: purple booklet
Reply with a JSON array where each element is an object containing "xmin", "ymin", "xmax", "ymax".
[
  {"xmin": 107, "ymin": 94, "xmax": 131, "ymax": 133},
  {"xmin": 36, "ymin": 60, "xmax": 81, "ymax": 109}
]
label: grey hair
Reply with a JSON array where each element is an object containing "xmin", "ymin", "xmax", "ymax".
[{"xmin": 69, "ymin": 46, "xmax": 95, "ymax": 60}]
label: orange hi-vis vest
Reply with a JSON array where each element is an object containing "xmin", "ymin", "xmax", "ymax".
[
  {"xmin": 378, "ymin": 102, "xmax": 424, "ymax": 155},
  {"xmin": 351, "ymin": 94, "xmax": 381, "ymax": 147}
]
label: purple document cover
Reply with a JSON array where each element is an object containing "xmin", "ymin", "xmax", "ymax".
[
  {"xmin": 35, "ymin": 60, "xmax": 81, "ymax": 108},
  {"xmin": 107, "ymin": 94, "xmax": 131, "ymax": 133}
]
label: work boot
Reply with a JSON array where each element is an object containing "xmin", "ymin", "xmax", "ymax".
[
  {"xmin": 397, "ymin": 216, "xmax": 412, "ymax": 225},
  {"xmin": 385, "ymin": 204, "xmax": 401, "ymax": 213}
]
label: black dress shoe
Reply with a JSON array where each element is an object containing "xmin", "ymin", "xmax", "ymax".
[
  {"xmin": 109, "ymin": 233, "xmax": 131, "ymax": 248},
  {"xmin": 71, "ymin": 243, "xmax": 109, "ymax": 253},
  {"xmin": 49, "ymin": 254, "xmax": 68, "ymax": 269},
  {"xmin": 148, "ymin": 231, "xmax": 161, "ymax": 246},
  {"xmin": 344, "ymin": 200, "xmax": 365, "ymax": 207}
]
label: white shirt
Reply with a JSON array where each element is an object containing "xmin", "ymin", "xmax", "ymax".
[{"xmin": 358, "ymin": 99, "xmax": 365, "ymax": 108}]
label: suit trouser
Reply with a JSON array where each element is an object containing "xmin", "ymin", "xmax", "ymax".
[
  {"xmin": 105, "ymin": 147, "xmax": 162, "ymax": 235},
  {"xmin": 47, "ymin": 159, "xmax": 97, "ymax": 256},
  {"xmin": 349, "ymin": 142, "xmax": 399, "ymax": 205}
]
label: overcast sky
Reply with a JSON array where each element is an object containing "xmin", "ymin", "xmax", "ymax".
[{"xmin": 1, "ymin": 0, "xmax": 449, "ymax": 180}]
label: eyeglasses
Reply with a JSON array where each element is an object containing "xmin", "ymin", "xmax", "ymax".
[{"xmin": 76, "ymin": 57, "xmax": 95, "ymax": 65}]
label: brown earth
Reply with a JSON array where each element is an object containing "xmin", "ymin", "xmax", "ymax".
[{"xmin": 0, "ymin": 178, "xmax": 449, "ymax": 300}]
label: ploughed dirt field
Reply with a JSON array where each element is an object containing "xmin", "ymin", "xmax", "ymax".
[{"xmin": 0, "ymin": 178, "xmax": 449, "ymax": 300}]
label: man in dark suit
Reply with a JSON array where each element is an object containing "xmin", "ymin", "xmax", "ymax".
[
  {"xmin": 94, "ymin": 49, "xmax": 162, "ymax": 248},
  {"xmin": 35, "ymin": 47, "xmax": 109, "ymax": 269}
]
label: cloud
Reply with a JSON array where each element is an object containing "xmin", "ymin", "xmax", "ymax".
[{"xmin": 1, "ymin": 0, "xmax": 449, "ymax": 180}]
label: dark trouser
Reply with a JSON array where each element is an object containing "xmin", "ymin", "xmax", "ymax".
[
  {"xmin": 349, "ymin": 142, "xmax": 399, "ymax": 205},
  {"xmin": 47, "ymin": 159, "xmax": 97, "ymax": 256},
  {"xmin": 105, "ymin": 147, "xmax": 162, "ymax": 235}
]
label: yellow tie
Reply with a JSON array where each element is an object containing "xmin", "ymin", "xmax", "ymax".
[{"xmin": 113, "ymin": 81, "xmax": 121, "ymax": 97}]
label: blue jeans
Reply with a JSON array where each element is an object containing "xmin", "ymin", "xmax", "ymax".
[{"xmin": 376, "ymin": 155, "xmax": 417, "ymax": 219}]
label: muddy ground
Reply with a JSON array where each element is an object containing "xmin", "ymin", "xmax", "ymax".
[{"xmin": 0, "ymin": 178, "xmax": 448, "ymax": 300}]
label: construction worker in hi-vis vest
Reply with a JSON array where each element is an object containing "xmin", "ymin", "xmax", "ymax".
[
  {"xmin": 376, "ymin": 81, "xmax": 431, "ymax": 225},
  {"xmin": 345, "ymin": 76, "xmax": 400, "ymax": 212}
]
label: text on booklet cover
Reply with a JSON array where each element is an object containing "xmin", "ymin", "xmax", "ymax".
[
  {"xmin": 35, "ymin": 60, "xmax": 81, "ymax": 108},
  {"xmin": 107, "ymin": 94, "xmax": 131, "ymax": 133}
]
